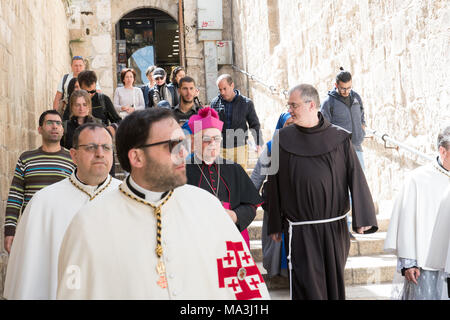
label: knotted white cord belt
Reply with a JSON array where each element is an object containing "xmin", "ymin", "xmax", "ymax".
[{"xmin": 286, "ymin": 212, "xmax": 348, "ymax": 299}]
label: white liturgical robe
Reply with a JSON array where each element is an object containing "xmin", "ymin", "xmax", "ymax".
[
  {"xmin": 426, "ymin": 186, "xmax": 450, "ymax": 273},
  {"xmin": 384, "ymin": 159, "xmax": 450, "ymax": 268},
  {"xmin": 3, "ymin": 173, "xmax": 121, "ymax": 300},
  {"xmin": 57, "ymin": 178, "xmax": 270, "ymax": 300}
]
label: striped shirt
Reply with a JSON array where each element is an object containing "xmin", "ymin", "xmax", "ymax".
[{"xmin": 4, "ymin": 147, "xmax": 76, "ymax": 236}]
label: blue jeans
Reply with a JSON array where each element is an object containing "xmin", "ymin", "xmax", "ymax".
[
  {"xmin": 349, "ymin": 150, "xmax": 365, "ymax": 231},
  {"xmin": 355, "ymin": 150, "xmax": 365, "ymax": 171}
]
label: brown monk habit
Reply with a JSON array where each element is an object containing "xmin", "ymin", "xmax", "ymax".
[{"xmin": 267, "ymin": 113, "xmax": 378, "ymax": 300}]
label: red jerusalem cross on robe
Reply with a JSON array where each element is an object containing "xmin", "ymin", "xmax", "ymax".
[{"xmin": 217, "ymin": 241, "xmax": 264, "ymax": 300}]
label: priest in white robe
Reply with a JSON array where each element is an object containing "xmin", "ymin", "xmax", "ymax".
[
  {"xmin": 426, "ymin": 186, "xmax": 450, "ymax": 295},
  {"xmin": 57, "ymin": 108, "xmax": 270, "ymax": 300},
  {"xmin": 4, "ymin": 123, "xmax": 121, "ymax": 300},
  {"xmin": 384, "ymin": 126, "xmax": 450, "ymax": 299}
]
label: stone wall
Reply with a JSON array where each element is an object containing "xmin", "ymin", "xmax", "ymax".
[
  {"xmin": 0, "ymin": 0, "xmax": 71, "ymax": 294},
  {"xmin": 231, "ymin": 0, "xmax": 450, "ymax": 204}
]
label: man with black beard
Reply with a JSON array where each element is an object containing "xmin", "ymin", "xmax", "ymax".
[
  {"xmin": 172, "ymin": 76, "xmax": 202, "ymax": 125},
  {"xmin": 57, "ymin": 108, "xmax": 270, "ymax": 300}
]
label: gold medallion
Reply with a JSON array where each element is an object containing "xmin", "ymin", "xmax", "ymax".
[
  {"xmin": 237, "ymin": 267, "xmax": 247, "ymax": 281},
  {"xmin": 156, "ymin": 260, "xmax": 166, "ymax": 275}
]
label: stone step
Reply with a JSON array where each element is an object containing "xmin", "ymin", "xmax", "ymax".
[
  {"xmin": 255, "ymin": 207, "xmax": 264, "ymax": 221},
  {"xmin": 250, "ymin": 232, "xmax": 388, "ymax": 261},
  {"xmin": 264, "ymin": 282, "xmax": 395, "ymax": 300},
  {"xmin": 349, "ymin": 232, "xmax": 387, "ymax": 256},
  {"xmin": 248, "ymin": 220, "xmax": 263, "ymax": 240},
  {"xmin": 345, "ymin": 282, "xmax": 395, "ymax": 300},
  {"xmin": 344, "ymin": 254, "xmax": 397, "ymax": 285},
  {"xmin": 257, "ymin": 254, "xmax": 397, "ymax": 290},
  {"xmin": 247, "ymin": 159, "xmax": 257, "ymax": 170}
]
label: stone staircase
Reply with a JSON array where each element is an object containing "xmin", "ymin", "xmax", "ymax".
[{"xmin": 244, "ymin": 153, "xmax": 397, "ymax": 300}]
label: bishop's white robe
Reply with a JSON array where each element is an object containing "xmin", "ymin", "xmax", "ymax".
[
  {"xmin": 3, "ymin": 173, "xmax": 121, "ymax": 300},
  {"xmin": 56, "ymin": 179, "xmax": 270, "ymax": 300},
  {"xmin": 384, "ymin": 159, "xmax": 450, "ymax": 268},
  {"xmin": 426, "ymin": 186, "xmax": 450, "ymax": 274}
]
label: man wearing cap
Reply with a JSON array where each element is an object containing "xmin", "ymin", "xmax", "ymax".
[
  {"xmin": 186, "ymin": 107, "xmax": 262, "ymax": 250},
  {"xmin": 56, "ymin": 108, "xmax": 270, "ymax": 300},
  {"xmin": 149, "ymin": 67, "xmax": 176, "ymax": 108}
]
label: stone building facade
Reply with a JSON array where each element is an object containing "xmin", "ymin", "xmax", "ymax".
[
  {"xmin": 1, "ymin": 0, "xmax": 449, "ymax": 296},
  {"xmin": 230, "ymin": 0, "xmax": 450, "ymax": 205},
  {"xmin": 0, "ymin": 0, "xmax": 72, "ymax": 294}
]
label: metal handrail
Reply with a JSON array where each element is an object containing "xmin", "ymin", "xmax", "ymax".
[
  {"xmin": 233, "ymin": 66, "xmax": 436, "ymax": 163},
  {"xmin": 232, "ymin": 65, "xmax": 288, "ymax": 97},
  {"xmin": 366, "ymin": 129, "xmax": 435, "ymax": 162}
]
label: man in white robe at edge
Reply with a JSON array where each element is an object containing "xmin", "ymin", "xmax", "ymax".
[
  {"xmin": 426, "ymin": 185, "xmax": 450, "ymax": 298},
  {"xmin": 384, "ymin": 126, "xmax": 450, "ymax": 300},
  {"xmin": 4, "ymin": 123, "xmax": 121, "ymax": 299},
  {"xmin": 56, "ymin": 108, "xmax": 270, "ymax": 300}
]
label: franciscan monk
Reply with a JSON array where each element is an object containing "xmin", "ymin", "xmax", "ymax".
[{"xmin": 267, "ymin": 84, "xmax": 378, "ymax": 300}]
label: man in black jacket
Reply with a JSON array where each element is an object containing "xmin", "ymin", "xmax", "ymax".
[{"xmin": 210, "ymin": 74, "xmax": 263, "ymax": 170}]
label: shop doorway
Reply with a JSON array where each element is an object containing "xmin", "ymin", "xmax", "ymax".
[{"xmin": 115, "ymin": 8, "xmax": 180, "ymax": 86}]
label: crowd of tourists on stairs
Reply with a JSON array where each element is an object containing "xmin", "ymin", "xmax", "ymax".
[{"xmin": 2, "ymin": 59, "xmax": 449, "ymax": 301}]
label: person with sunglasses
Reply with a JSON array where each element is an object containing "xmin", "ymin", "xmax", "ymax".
[
  {"xmin": 3, "ymin": 110, "xmax": 75, "ymax": 255},
  {"xmin": 4, "ymin": 123, "xmax": 120, "ymax": 299},
  {"xmin": 57, "ymin": 108, "xmax": 270, "ymax": 300},
  {"xmin": 185, "ymin": 107, "xmax": 262, "ymax": 250},
  {"xmin": 149, "ymin": 67, "xmax": 175, "ymax": 108}
]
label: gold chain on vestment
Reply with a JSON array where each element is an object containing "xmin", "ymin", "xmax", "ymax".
[
  {"xmin": 69, "ymin": 175, "xmax": 112, "ymax": 201},
  {"xmin": 119, "ymin": 185, "xmax": 174, "ymax": 289}
]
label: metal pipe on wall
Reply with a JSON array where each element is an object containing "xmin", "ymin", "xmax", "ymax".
[
  {"xmin": 178, "ymin": 0, "xmax": 186, "ymax": 68},
  {"xmin": 366, "ymin": 129, "xmax": 435, "ymax": 162}
]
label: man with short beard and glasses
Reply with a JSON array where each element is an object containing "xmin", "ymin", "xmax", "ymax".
[
  {"xmin": 57, "ymin": 108, "xmax": 270, "ymax": 300},
  {"xmin": 4, "ymin": 110, "xmax": 75, "ymax": 254},
  {"xmin": 4, "ymin": 123, "xmax": 120, "ymax": 299},
  {"xmin": 172, "ymin": 76, "xmax": 202, "ymax": 124}
]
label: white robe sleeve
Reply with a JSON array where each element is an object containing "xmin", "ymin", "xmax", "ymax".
[
  {"xmin": 426, "ymin": 188, "xmax": 450, "ymax": 272},
  {"xmin": 384, "ymin": 174, "xmax": 419, "ymax": 260}
]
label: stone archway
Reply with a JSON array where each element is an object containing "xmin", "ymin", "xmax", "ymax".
[{"xmin": 111, "ymin": 1, "xmax": 180, "ymax": 87}]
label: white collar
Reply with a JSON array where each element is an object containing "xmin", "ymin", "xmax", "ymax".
[
  {"xmin": 433, "ymin": 156, "xmax": 450, "ymax": 178},
  {"xmin": 69, "ymin": 171, "xmax": 111, "ymax": 200},
  {"xmin": 129, "ymin": 175, "xmax": 165, "ymax": 203}
]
